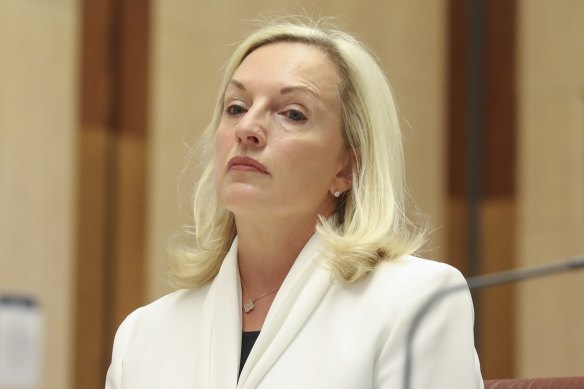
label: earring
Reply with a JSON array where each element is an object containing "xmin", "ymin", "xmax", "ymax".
[{"xmin": 334, "ymin": 191, "xmax": 341, "ymax": 198}]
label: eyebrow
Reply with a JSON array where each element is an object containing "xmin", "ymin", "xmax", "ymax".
[
  {"xmin": 229, "ymin": 79, "xmax": 246, "ymax": 91},
  {"xmin": 280, "ymin": 85, "xmax": 320, "ymax": 98},
  {"xmin": 228, "ymin": 79, "xmax": 320, "ymax": 98}
]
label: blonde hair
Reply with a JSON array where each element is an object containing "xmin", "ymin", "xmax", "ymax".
[{"xmin": 171, "ymin": 18, "xmax": 425, "ymax": 288}]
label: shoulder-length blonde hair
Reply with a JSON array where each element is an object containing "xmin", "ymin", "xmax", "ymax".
[{"xmin": 171, "ymin": 18, "xmax": 425, "ymax": 288}]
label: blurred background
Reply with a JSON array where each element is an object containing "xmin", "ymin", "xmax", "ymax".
[{"xmin": 0, "ymin": 0, "xmax": 583, "ymax": 388}]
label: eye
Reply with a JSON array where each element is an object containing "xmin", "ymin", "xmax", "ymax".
[
  {"xmin": 283, "ymin": 109, "xmax": 307, "ymax": 122},
  {"xmin": 225, "ymin": 104, "xmax": 247, "ymax": 116}
]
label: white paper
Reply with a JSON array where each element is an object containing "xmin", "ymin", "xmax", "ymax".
[{"xmin": 0, "ymin": 296, "xmax": 43, "ymax": 388}]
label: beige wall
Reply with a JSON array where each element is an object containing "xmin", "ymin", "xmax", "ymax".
[
  {"xmin": 147, "ymin": 0, "xmax": 448, "ymax": 300},
  {"xmin": 517, "ymin": 0, "xmax": 584, "ymax": 377},
  {"xmin": 0, "ymin": 0, "xmax": 79, "ymax": 388}
]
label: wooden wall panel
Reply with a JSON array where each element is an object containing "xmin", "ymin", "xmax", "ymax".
[
  {"xmin": 74, "ymin": 126, "xmax": 111, "ymax": 389},
  {"xmin": 447, "ymin": 0, "xmax": 517, "ymax": 379},
  {"xmin": 73, "ymin": 1, "xmax": 149, "ymax": 388}
]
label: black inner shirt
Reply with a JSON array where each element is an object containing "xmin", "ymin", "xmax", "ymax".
[{"xmin": 239, "ymin": 331, "xmax": 261, "ymax": 377}]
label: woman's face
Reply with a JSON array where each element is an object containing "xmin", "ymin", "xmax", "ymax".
[{"xmin": 215, "ymin": 42, "xmax": 351, "ymax": 221}]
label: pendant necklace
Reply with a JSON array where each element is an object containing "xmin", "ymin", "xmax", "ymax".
[{"xmin": 241, "ymin": 281, "xmax": 279, "ymax": 314}]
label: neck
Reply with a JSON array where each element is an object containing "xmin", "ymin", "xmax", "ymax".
[{"xmin": 235, "ymin": 213, "xmax": 318, "ymax": 295}]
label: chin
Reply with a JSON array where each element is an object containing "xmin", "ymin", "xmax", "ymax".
[{"xmin": 219, "ymin": 190, "xmax": 265, "ymax": 211}]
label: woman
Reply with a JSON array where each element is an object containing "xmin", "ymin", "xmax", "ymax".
[{"xmin": 106, "ymin": 19, "xmax": 483, "ymax": 389}]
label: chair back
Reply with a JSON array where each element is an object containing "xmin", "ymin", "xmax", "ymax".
[{"xmin": 485, "ymin": 377, "xmax": 584, "ymax": 389}]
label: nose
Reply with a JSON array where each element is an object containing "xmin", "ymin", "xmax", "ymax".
[{"xmin": 234, "ymin": 109, "xmax": 266, "ymax": 147}]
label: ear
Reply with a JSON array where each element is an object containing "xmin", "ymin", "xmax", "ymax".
[{"xmin": 329, "ymin": 149, "xmax": 353, "ymax": 197}]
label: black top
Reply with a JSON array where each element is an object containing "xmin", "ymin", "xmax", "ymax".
[{"xmin": 239, "ymin": 331, "xmax": 261, "ymax": 377}]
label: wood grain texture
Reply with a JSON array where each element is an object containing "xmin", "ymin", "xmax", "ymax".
[
  {"xmin": 447, "ymin": 0, "xmax": 517, "ymax": 379},
  {"xmin": 73, "ymin": 1, "xmax": 149, "ymax": 388}
]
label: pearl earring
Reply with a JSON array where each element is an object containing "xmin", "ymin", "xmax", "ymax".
[{"xmin": 334, "ymin": 191, "xmax": 341, "ymax": 198}]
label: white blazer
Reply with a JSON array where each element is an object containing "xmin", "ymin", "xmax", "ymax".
[{"xmin": 106, "ymin": 234, "xmax": 484, "ymax": 389}]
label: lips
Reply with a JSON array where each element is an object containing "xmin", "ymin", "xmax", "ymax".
[{"xmin": 227, "ymin": 156, "xmax": 269, "ymax": 174}]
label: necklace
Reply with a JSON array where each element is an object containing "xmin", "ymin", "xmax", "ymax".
[{"xmin": 241, "ymin": 281, "xmax": 279, "ymax": 314}]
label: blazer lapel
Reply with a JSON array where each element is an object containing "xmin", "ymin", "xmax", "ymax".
[
  {"xmin": 238, "ymin": 234, "xmax": 333, "ymax": 388},
  {"xmin": 195, "ymin": 238, "xmax": 242, "ymax": 389}
]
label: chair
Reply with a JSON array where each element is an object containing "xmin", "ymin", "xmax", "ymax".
[{"xmin": 484, "ymin": 377, "xmax": 584, "ymax": 388}]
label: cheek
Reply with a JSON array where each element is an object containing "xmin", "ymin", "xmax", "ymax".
[
  {"xmin": 215, "ymin": 126, "xmax": 233, "ymax": 160},
  {"xmin": 214, "ymin": 127, "xmax": 232, "ymax": 181},
  {"xmin": 282, "ymin": 140, "xmax": 341, "ymax": 187}
]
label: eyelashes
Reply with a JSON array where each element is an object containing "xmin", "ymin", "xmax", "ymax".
[
  {"xmin": 283, "ymin": 109, "xmax": 307, "ymax": 122},
  {"xmin": 224, "ymin": 103, "xmax": 308, "ymax": 123},
  {"xmin": 225, "ymin": 104, "xmax": 246, "ymax": 116}
]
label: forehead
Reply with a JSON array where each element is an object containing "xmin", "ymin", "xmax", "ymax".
[{"xmin": 232, "ymin": 42, "xmax": 340, "ymax": 94}]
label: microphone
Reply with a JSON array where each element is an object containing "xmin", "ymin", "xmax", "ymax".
[
  {"xmin": 467, "ymin": 256, "xmax": 584, "ymax": 290},
  {"xmin": 403, "ymin": 255, "xmax": 584, "ymax": 389}
]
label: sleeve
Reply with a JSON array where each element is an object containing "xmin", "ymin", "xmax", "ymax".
[
  {"xmin": 105, "ymin": 308, "xmax": 142, "ymax": 389},
  {"xmin": 373, "ymin": 264, "xmax": 484, "ymax": 389}
]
